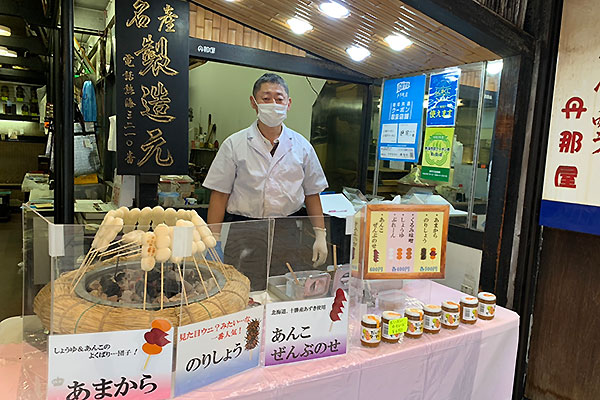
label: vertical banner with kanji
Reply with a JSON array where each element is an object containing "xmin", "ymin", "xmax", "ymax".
[
  {"xmin": 540, "ymin": 0, "xmax": 600, "ymax": 236},
  {"xmin": 377, "ymin": 75, "xmax": 427, "ymax": 163},
  {"xmin": 362, "ymin": 204, "xmax": 448, "ymax": 279},
  {"xmin": 264, "ymin": 292, "xmax": 348, "ymax": 366},
  {"xmin": 426, "ymin": 69, "xmax": 461, "ymax": 127},
  {"xmin": 174, "ymin": 307, "xmax": 264, "ymax": 396},
  {"xmin": 421, "ymin": 127, "xmax": 455, "ymax": 181},
  {"xmin": 115, "ymin": 0, "xmax": 189, "ymax": 174},
  {"xmin": 47, "ymin": 320, "xmax": 174, "ymax": 400}
]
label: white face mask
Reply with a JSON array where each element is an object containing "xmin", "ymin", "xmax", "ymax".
[{"xmin": 253, "ymin": 97, "xmax": 288, "ymax": 127}]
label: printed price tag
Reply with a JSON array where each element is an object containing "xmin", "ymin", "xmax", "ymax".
[{"xmin": 388, "ymin": 317, "xmax": 408, "ymax": 335}]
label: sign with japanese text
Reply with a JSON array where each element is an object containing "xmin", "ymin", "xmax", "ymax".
[
  {"xmin": 426, "ymin": 70, "xmax": 461, "ymax": 127},
  {"xmin": 115, "ymin": 0, "xmax": 189, "ymax": 174},
  {"xmin": 421, "ymin": 127, "xmax": 455, "ymax": 182},
  {"xmin": 362, "ymin": 204, "xmax": 448, "ymax": 279},
  {"xmin": 47, "ymin": 320, "xmax": 173, "ymax": 400},
  {"xmin": 540, "ymin": 0, "xmax": 600, "ymax": 236},
  {"xmin": 351, "ymin": 209, "xmax": 362, "ymax": 276},
  {"xmin": 174, "ymin": 307, "xmax": 264, "ymax": 396},
  {"xmin": 377, "ymin": 75, "xmax": 427, "ymax": 163},
  {"xmin": 264, "ymin": 291, "xmax": 348, "ymax": 366}
]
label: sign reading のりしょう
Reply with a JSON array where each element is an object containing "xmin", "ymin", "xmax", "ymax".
[{"xmin": 115, "ymin": 0, "xmax": 189, "ymax": 174}]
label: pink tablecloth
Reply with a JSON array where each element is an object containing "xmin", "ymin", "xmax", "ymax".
[{"xmin": 2, "ymin": 282, "xmax": 519, "ymax": 400}]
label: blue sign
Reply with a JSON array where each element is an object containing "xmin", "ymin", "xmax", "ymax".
[
  {"xmin": 377, "ymin": 75, "xmax": 427, "ymax": 163},
  {"xmin": 426, "ymin": 70, "xmax": 461, "ymax": 127}
]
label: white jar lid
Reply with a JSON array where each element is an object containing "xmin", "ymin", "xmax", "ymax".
[
  {"xmin": 478, "ymin": 292, "xmax": 496, "ymax": 302},
  {"xmin": 461, "ymin": 295, "xmax": 478, "ymax": 305},
  {"xmin": 382, "ymin": 311, "xmax": 402, "ymax": 320},
  {"xmin": 405, "ymin": 308, "xmax": 423, "ymax": 318},
  {"xmin": 362, "ymin": 314, "xmax": 380, "ymax": 325},
  {"xmin": 442, "ymin": 300, "xmax": 460, "ymax": 310},
  {"xmin": 423, "ymin": 304, "xmax": 442, "ymax": 313}
]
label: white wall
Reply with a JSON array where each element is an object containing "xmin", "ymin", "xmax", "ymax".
[
  {"xmin": 189, "ymin": 62, "xmax": 326, "ymax": 144},
  {"xmin": 434, "ymin": 242, "xmax": 482, "ymax": 295}
]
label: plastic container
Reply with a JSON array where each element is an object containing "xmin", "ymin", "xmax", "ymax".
[
  {"xmin": 361, "ymin": 314, "xmax": 381, "ymax": 347},
  {"xmin": 442, "ymin": 301, "xmax": 460, "ymax": 330},
  {"xmin": 423, "ymin": 304, "xmax": 442, "ymax": 334},
  {"xmin": 381, "ymin": 311, "xmax": 403, "ymax": 343},
  {"xmin": 405, "ymin": 308, "xmax": 423, "ymax": 339},
  {"xmin": 477, "ymin": 292, "xmax": 496, "ymax": 320},
  {"xmin": 285, "ymin": 270, "xmax": 331, "ymax": 300},
  {"xmin": 460, "ymin": 295, "xmax": 478, "ymax": 324}
]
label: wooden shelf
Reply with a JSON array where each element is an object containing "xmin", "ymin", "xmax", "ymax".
[{"xmin": 0, "ymin": 114, "xmax": 39, "ymax": 122}]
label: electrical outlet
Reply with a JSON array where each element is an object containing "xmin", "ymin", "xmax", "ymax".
[{"xmin": 460, "ymin": 284, "xmax": 473, "ymax": 295}]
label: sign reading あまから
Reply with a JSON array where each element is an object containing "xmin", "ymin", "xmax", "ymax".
[{"xmin": 363, "ymin": 204, "xmax": 448, "ymax": 280}]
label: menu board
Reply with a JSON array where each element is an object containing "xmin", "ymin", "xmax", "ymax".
[
  {"xmin": 115, "ymin": 0, "xmax": 189, "ymax": 174},
  {"xmin": 363, "ymin": 204, "xmax": 448, "ymax": 279}
]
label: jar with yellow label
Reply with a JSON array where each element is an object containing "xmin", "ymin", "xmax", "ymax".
[
  {"xmin": 423, "ymin": 304, "xmax": 442, "ymax": 334},
  {"xmin": 405, "ymin": 308, "xmax": 423, "ymax": 339},
  {"xmin": 477, "ymin": 292, "xmax": 496, "ymax": 320},
  {"xmin": 361, "ymin": 314, "xmax": 381, "ymax": 347},
  {"xmin": 382, "ymin": 311, "xmax": 403, "ymax": 343},
  {"xmin": 460, "ymin": 295, "xmax": 478, "ymax": 324},
  {"xmin": 441, "ymin": 301, "xmax": 460, "ymax": 330}
]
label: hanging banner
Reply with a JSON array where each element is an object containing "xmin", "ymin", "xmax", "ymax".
[
  {"xmin": 174, "ymin": 307, "xmax": 264, "ymax": 396},
  {"xmin": 362, "ymin": 204, "xmax": 448, "ymax": 280},
  {"xmin": 115, "ymin": 0, "xmax": 189, "ymax": 174},
  {"xmin": 377, "ymin": 75, "xmax": 427, "ymax": 163},
  {"xmin": 264, "ymin": 291, "xmax": 348, "ymax": 366},
  {"xmin": 540, "ymin": 0, "xmax": 600, "ymax": 236},
  {"xmin": 47, "ymin": 320, "xmax": 174, "ymax": 400},
  {"xmin": 426, "ymin": 69, "xmax": 461, "ymax": 127},
  {"xmin": 421, "ymin": 127, "xmax": 455, "ymax": 182}
]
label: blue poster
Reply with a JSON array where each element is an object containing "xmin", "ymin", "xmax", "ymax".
[
  {"xmin": 426, "ymin": 70, "xmax": 461, "ymax": 127},
  {"xmin": 377, "ymin": 75, "xmax": 426, "ymax": 163}
]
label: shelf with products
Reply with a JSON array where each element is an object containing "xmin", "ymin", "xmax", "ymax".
[{"xmin": 0, "ymin": 113, "xmax": 39, "ymax": 122}]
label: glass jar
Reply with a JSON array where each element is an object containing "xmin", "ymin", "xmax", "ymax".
[
  {"xmin": 423, "ymin": 304, "xmax": 442, "ymax": 334},
  {"xmin": 478, "ymin": 292, "xmax": 496, "ymax": 320},
  {"xmin": 460, "ymin": 295, "xmax": 478, "ymax": 324},
  {"xmin": 382, "ymin": 311, "xmax": 403, "ymax": 343},
  {"xmin": 442, "ymin": 301, "xmax": 460, "ymax": 330},
  {"xmin": 361, "ymin": 314, "xmax": 381, "ymax": 347},
  {"xmin": 405, "ymin": 308, "xmax": 423, "ymax": 339}
]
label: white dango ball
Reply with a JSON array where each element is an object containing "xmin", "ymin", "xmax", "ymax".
[
  {"xmin": 122, "ymin": 230, "xmax": 142, "ymax": 244},
  {"xmin": 170, "ymin": 255, "xmax": 183, "ymax": 264},
  {"xmin": 128, "ymin": 208, "xmax": 141, "ymax": 221},
  {"xmin": 153, "ymin": 223, "xmax": 170, "ymax": 236},
  {"xmin": 198, "ymin": 226, "xmax": 213, "ymax": 239},
  {"xmin": 164, "ymin": 208, "xmax": 177, "ymax": 226},
  {"xmin": 155, "ymin": 247, "xmax": 171, "ymax": 262},
  {"xmin": 195, "ymin": 240, "xmax": 206, "ymax": 254},
  {"xmin": 151, "ymin": 206, "xmax": 165, "ymax": 225},
  {"xmin": 176, "ymin": 209, "xmax": 189, "ymax": 221},
  {"xmin": 203, "ymin": 235, "xmax": 217, "ymax": 249},
  {"xmin": 192, "ymin": 229, "xmax": 201, "ymax": 242},
  {"xmin": 191, "ymin": 241, "xmax": 198, "ymax": 254},
  {"xmin": 141, "ymin": 257, "xmax": 155, "ymax": 271},
  {"xmin": 142, "ymin": 245, "xmax": 156, "ymax": 258},
  {"xmin": 142, "ymin": 231, "xmax": 156, "ymax": 245},
  {"xmin": 155, "ymin": 235, "xmax": 171, "ymax": 249}
]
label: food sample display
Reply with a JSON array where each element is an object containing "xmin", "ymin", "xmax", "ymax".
[
  {"xmin": 33, "ymin": 207, "xmax": 251, "ymax": 334},
  {"xmin": 460, "ymin": 295, "xmax": 479, "ymax": 325},
  {"xmin": 441, "ymin": 301, "xmax": 460, "ymax": 330},
  {"xmin": 477, "ymin": 292, "xmax": 496, "ymax": 320},
  {"xmin": 405, "ymin": 308, "xmax": 424, "ymax": 339},
  {"xmin": 423, "ymin": 304, "xmax": 442, "ymax": 334},
  {"xmin": 361, "ymin": 314, "xmax": 382, "ymax": 347}
]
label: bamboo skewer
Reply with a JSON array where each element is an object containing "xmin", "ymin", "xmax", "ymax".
[
  {"xmin": 71, "ymin": 249, "xmax": 97, "ymax": 285},
  {"xmin": 98, "ymin": 242, "xmax": 139, "ymax": 259},
  {"xmin": 143, "ymin": 271, "xmax": 148, "ymax": 310},
  {"xmin": 333, "ymin": 244, "xmax": 338, "ymax": 272},
  {"xmin": 192, "ymin": 256, "xmax": 210, "ymax": 299},
  {"xmin": 286, "ymin": 263, "xmax": 300, "ymax": 285},
  {"xmin": 160, "ymin": 263, "xmax": 164, "ymax": 310},
  {"xmin": 208, "ymin": 248, "xmax": 228, "ymax": 282},
  {"xmin": 176, "ymin": 263, "xmax": 189, "ymax": 306}
]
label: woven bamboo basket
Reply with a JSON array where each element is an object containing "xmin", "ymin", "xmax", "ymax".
[{"xmin": 34, "ymin": 261, "xmax": 250, "ymax": 334}]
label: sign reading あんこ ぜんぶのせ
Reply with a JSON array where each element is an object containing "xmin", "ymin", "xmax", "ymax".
[
  {"xmin": 115, "ymin": 0, "xmax": 189, "ymax": 174},
  {"xmin": 362, "ymin": 204, "xmax": 448, "ymax": 280}
]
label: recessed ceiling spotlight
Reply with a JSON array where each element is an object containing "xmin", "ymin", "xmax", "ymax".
[
  {"xmin": 385, "ymin": 34, "xmax": 412, "ymax": 51},
  {"xmin": 346, "ymin": 46, "xmax": 370, "ymax": 62},
  {"xmin": 0, "ymin": 25, "xmax": 10, "ymax": 37},
  {"xmin": 287, "ymin": 18, "xmax": 313, "ymax": 35},
  {"xmin": 319, "ymin": 2, "xmax": 350, "ymax": 19},
  {"xmin": 487, "ymin": 60, "xmax": 503, "ymax": 75}
]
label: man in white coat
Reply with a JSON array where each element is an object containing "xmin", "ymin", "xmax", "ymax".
[{"xmin": 203, "ymin": 73, "xmax": 328, "ymax": 289}]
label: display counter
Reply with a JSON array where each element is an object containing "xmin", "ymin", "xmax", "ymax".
[{"xmin": 2, "ymin": 281, "xmax": 518, "ymax": 400}]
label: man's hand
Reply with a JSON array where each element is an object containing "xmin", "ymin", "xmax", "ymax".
[{"xmin": 312, "ymin": 227, "xmax": 327, "ymax": 267}]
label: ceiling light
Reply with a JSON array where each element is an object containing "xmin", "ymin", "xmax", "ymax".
[
  {"xmin": 487, "ymin": 60, "xmax": 503, "ymax": 75},
  {"xmin": 0, "ymin": 48, "xmax": 17, "ymax": 58},
  {"xmin": 346, "ymin": 46, "xmax": 370, "ymax": 62},
  {"xmin": 319, "ymin": 2, "xmax": 350, "ymax": 19},
  {"xmin": 385, "ymin": 34, "xmax": 412, "ymax": 51},
  {"xmin": 0, "ymin": 25, "xmax": 10, "ymax": 37},
  {"xmin": 287, "ymin": 18, "xmax": 313, "ymax": 35}
]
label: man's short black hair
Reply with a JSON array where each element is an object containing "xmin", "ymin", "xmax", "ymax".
[{"xmin": 252, "ymin": 73, "xmax": 289, "ymax": 97}]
